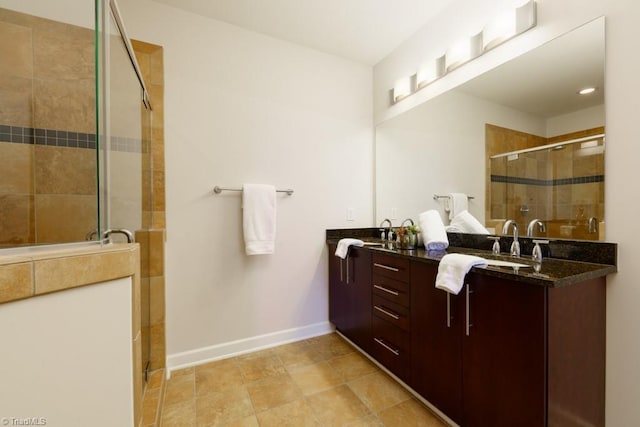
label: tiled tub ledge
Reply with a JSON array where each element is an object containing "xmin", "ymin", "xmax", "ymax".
[
  {"xmin": 0, "ymin": 243, "xmax": 139, "ymax": 304},
  {"xmin": 0, "ymin": 242, "xmax": 144, "ymax": 426}
]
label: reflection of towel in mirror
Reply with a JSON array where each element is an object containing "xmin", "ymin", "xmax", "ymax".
[
  {"xmin": 435, "ymin": 253, "xmax": 488, "ymax": 295},
  {"xmin": 448, "ymin": 193, "xmax": 468, "ymax": 220},
  {"xmin": 419, "ymin": 210, "xmax": 449, "ymax": 251},
  {"xmin": 446, "ymin": 210, "xmax": 490, "ymax": 234},
  {"xmin": 335, "ymin": 238, "xmax": 364, "ymax": 259}
]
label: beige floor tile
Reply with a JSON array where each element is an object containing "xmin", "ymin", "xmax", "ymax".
[
  {"xmin": 306, "ymin": 385, "xmax": 371, "ymax": 425},
  {"xmin": 377, "ymin": 399, "xmax": 447, "ymax": 427},
  {"xmin": 164, "ymin": 374, "xmax": 195, "ymax": 406},
  {"xmin": 161, "ymin": 400, "xmax": 196, "ymax": 427},
  {"xmin": 287, "ymin": 361, "xmax": 345, "ymax": 395},
  {"xmin": 348, "ymin": 372, "xmax": 411, "ymax": 413},
  {"xmin": 171, "ymin": 367, "xmax": 195, "ymax": 378},
  {"xmin": 195, "ymin": 358, "xmax": 245, "ymax": 396},
  {"xmin": 256, "ymin": 398, "xmax": 320, "ymax": 427},
  {"xmin": 306, "ymin": 333, "xmax": 354, "ymax": 360},
  {"xmin": 245, "ymin": 372, "xmax": 303, "ymax": 412},
  {"xmin": 274, "ymin": 341, "xmax": 325, "ymax": 368},
  {"xmin": 196, "ymin": 386, "xmax": 254, "ymax": 427},
  {"xmin": 344, "ymin": 414, "xmax": 385, "ymax": 427},
  {"xmin": 236, "ymin": 353, "xmax": 286, "ymax": 383},
  {"xmin": 224, "ymin": 415, "xmax": 259, "ymax": 427},
  {"xmin": 328, "ymin": 352, "xmax": 379, "ymax": 382}
]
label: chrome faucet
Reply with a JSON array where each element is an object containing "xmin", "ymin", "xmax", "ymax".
[
  {"xmin": 526, "ymin": 219, "xmax": 546, "ymax": 237},
  {"xmin": 588, "ymin": 217, "xmax": 599, "ymax": 234},
  {"xmin": 379, "ymin": 218, "xmax": 393, "ymax": 240},
  {"xmin": 502, "ymin": 220, "xmax": 520, "ymax": 257}
]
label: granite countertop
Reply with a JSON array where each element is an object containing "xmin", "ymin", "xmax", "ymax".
[{"xmin": 327, "ymin": 228, "xmax": 617, "ymax": 288}]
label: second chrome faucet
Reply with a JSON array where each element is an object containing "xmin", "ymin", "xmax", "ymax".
[{"xmin": 502, "ymin": 220, "xmax": 520, "ymax": 257}]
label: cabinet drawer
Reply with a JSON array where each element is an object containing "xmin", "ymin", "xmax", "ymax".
[
  {"xmin": 372, "ymin": 253, "xmax": 410, "ymax": 282},
  {"xmin": 372, "ymin": 274, "xmax": 410, "ymax": 307},
  {"xmin": 372, "ymin": 294, "xmax": 410, "ymax": 331},
  {"xmin": 371, "ymin": 316, "xmax": 410, "ymax": 380}
]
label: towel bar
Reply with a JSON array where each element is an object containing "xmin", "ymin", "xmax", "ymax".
[
  {"xmin": 433, "ymin": 194, "xmax": 474, "ymax": 200},
  {"xmin": 213, "ymin": 186, "xmax": 294, "ymax": 196}
]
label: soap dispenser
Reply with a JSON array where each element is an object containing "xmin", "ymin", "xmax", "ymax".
[{"xmin": 531, "ymin": 239, "xmax": 549, "ymax": 263}]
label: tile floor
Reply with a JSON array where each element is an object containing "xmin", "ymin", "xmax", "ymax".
[{"xmin": 157, "ymin": 333, "xmax": 447, "ymax": 426}]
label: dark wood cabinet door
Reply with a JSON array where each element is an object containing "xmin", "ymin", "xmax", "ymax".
[
  {"xmin": 345, "ymin": 247, "xmax": 372, "ymax": 352},
  {"xmin": 411, "ymin": 261, "xmax": 463, "ymax": 425},
  {"xmin": 328, "ymin": 245, "xmax": 372, "ymax": 352},
  {"xmin": 463, "ymin": 273, "xmax": 546, "ymax": 427},
  {"xmin": 328, "ymin": 244, "xmax": 348, "ymax": 330}
]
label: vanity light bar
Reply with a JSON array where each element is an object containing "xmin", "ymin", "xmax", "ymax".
[{"xmin": 391, "ymin": 0, "xmax": 537, "ymax": 105}]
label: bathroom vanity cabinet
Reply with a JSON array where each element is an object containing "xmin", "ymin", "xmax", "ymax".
[
  {"xmin": 328, "ymin": 244, "xmax": 372, "ymax": 353},
  {"xmin": 328, "ymin": 240, "xmax": 608, "ymax": 427},
  {"xmin": 411, "ymin": 260, "xmax": 605, "ymax": 427}
]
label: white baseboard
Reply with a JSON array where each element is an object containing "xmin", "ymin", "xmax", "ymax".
[{"xmin": 166, "ymin": 321, "xmax": 334, "ymax": 377}]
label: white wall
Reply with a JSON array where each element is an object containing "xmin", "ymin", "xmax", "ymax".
[
  {"xmin": 376, "ymin": 89, "xmax": 545, "ymax": 225},
  {"xmin": 0, "ymin": 278, "xmax": 133, "ymax": 427},
  {"xmin": 546, "ymin": 104, "xmax": 605, "ymax": 137},
  {"xmin": 116, "ymin": 0, "xmax": 374, "ymax": 366},
  {"xmin": 374, "ymin": 0, "xmax": 640, "ymax": 425}
]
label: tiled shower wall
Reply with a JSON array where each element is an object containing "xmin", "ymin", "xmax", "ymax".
[
  {"xmin": 0, "ymin": 8, "xmax": 96, "ymax": 245},
  {"xmin": 132, "ymin": 40, "xmax": 166, "ymax": 372},
  {"xmin": 486, "ymin": 124, "xmax": 605, "ymax": 240}
]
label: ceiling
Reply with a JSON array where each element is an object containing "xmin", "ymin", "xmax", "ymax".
[
  {"xmin": 456, "ymin": 19, "xmax": 605, "ymax": 118},
  {"xmin": 151, "ymin": 0, "xmax": 454, "ymax": 65}
]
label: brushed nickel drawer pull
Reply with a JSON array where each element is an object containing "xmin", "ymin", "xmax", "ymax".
[
  {"xmin": 374, "ymin": 305, "xmax": 400, "ymax": 320},
  {"xmin": 374, "ymin": 263, "xmax": 399, "ymax": 272},
  {"xmin": 373, "ymin": 285, "xmax": 400, "ymax": 296},
  {"xmin": 374, "ymin": 338, "xmax": 400, "ymax": 356}
]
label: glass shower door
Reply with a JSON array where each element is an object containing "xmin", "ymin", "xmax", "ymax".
[{"xmin": 104, "ymin": 1, "xmax": 153, "ymax": 381}]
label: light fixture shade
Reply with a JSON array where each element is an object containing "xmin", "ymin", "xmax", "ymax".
[
  {"xmin": 393, "ymin": 76, "xmax": 412, "ymax": 102},
  {"xmin": 446, "ymin": 33, "xmax": 482, "ymax": 72},
  {"xmin": 416, "ymin": 56, "xmax": 445, "ymax": 88},
  {"xmin": 483, "ymin": 9, "xmax": 517, "ymax": 50},
  {"xmin": 483, "ymin": 0, "xmax": 536, "ymax": 51}
]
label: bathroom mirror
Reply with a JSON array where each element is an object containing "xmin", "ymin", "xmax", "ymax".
[{"xmin": 375, "ymin": 17, "xmax": 605, "ymax": 241}]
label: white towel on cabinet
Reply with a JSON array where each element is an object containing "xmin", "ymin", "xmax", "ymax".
[
  {"xmin": 435, "ymin": 253, "xmax": 488, "ymax": 295},
  {"xmin": 334, "ymin": 238, "xmax": 364, "ymax": 259},
  {"xmin": 243, "ymin": 184, "xmax": 276, "ymax": 255},
  {"xmin": 449, "ymin": 193, "xmax": 469, "ymax": 220}
]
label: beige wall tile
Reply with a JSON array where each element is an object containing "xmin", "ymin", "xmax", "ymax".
[
  {"xmin": 0, "ymin": 142, "xmax": 33, "ymax": 193},
  {"xmin": 33, "ymin": 78, "xmax": 95, "ymax": 133},
  {"xmin": 149, "ymin": 229, "xmax": 164, "ymax": 277},
  {"xmin": 34, "ymin": 194, "xmax": 96, "ymax": 243},
  {"xmin": 34, "ymin": 146, "xmax": 97, "ymax": 195},
  {"xmin": 33, "ymin": 249, "xmax": 136, "ymax": 294},
  {"xmin": 0, "ymin": 194, "xmax": 34, "ymax": 245},
  {"xmin": 0, "ymin": 21, "xmax": 32, "ymax": 78},
  {"xmin": 149, "ymin": 50, "xmax": 164, "ymax": 86},
  {"xmin": 150, "ymin": 275, "xmax": 165, "ymax": 325},
  {"xmin": 0, "ymin": 262, "xmax": 32, "ymax": 303},
  {"xmin": 133, "ymin": 332, "xmax": 143, "ymax": 427},
  {"xmin": 32, "ymin": 25, "xmax": 93, "ymax": 80},
  {"xmin": 150, "ymin": 322, "xmax": 166, "ymax": 370},
  {"xmin": 0, "ymin": 75, "xmax": 33, "ymax": 126}
]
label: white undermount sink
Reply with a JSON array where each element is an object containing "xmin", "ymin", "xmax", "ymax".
[{"xmin": 483, "ymin": 259, "xmax": 531, "ymax": 268}]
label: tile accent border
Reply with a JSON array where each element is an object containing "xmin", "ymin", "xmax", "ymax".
[
  {"xmin": 0, "ymin": 124, "xmax": 144, "ymax": 152},
  {"xmin": 491, "ymin": 174, "xmax": 605, "ymax": 186}
]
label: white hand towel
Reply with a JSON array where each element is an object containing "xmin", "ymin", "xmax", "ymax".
[
  {"xmin": 243, "ymin": 184, "xmax": 276, "ymax": 255},
  {"xmin": 449, "ymin": 193, "xmax": 469, "ymax": 220},
  {"xmin": 335, "ymin": 238, "xmax": 364, "ymax": 259},
  {"xmin": 447, "ymin": 210, "xmax": 490, "ymax": 234},
  {"xmin": 419, "ymin": 210, "xmax": 449, "ymax": 251},
  {"xmin": 435, "ymin": 253, "xmax": 488, "ymax": 295}
]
